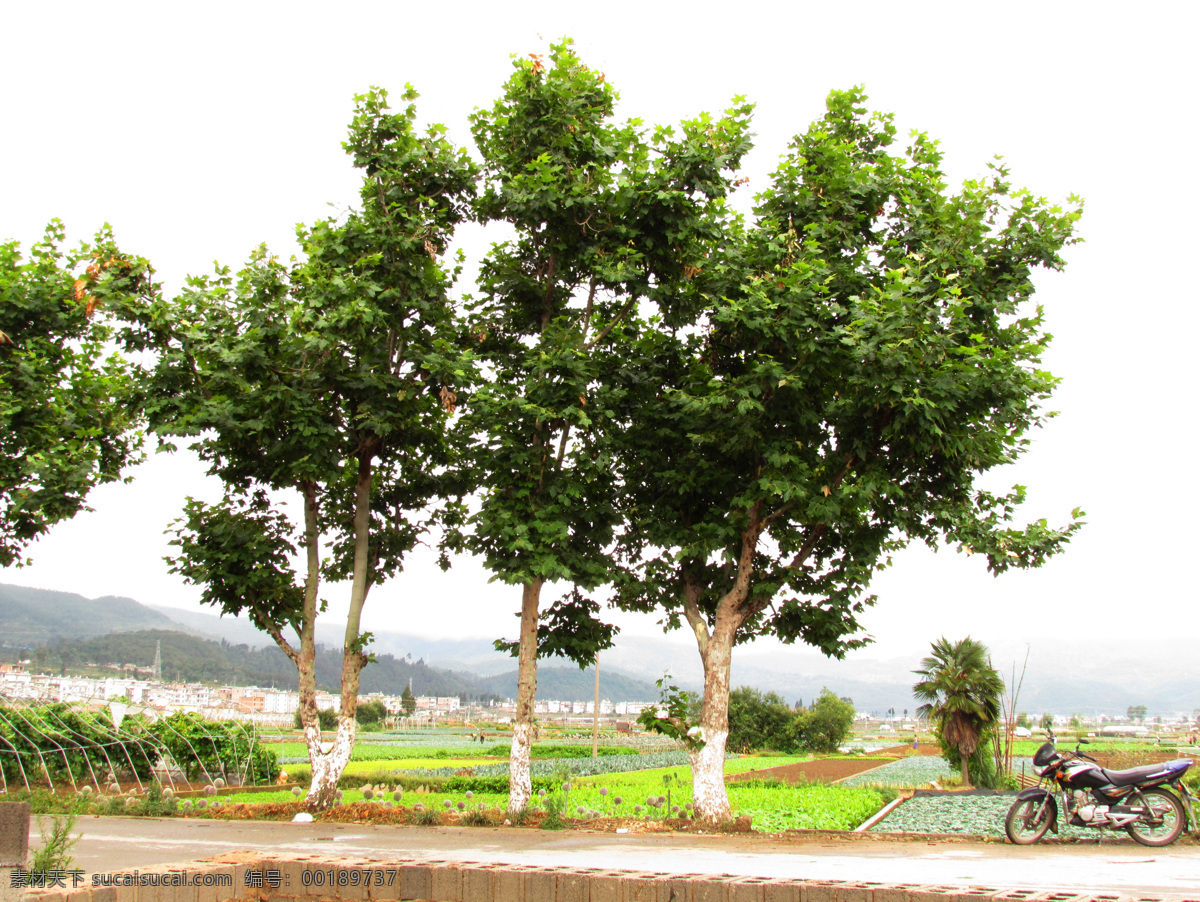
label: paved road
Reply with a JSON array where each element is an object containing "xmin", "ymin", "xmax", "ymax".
[{"xmin": 47, "ymin": 817, "xmax": 1200, "ymax": 899}]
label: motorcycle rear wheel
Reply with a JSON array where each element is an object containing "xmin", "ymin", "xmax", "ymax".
[
  {"xmin": 1125, "ymin": 788, "xmax": 1185, "ymax": 847},
  {"xmin": 1005, "ymin": 797, "xmax": 1052, "ymax": 844}
]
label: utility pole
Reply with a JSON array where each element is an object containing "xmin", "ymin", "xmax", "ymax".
[{"xmin": 592, "ymin": 655, "xmax": 600, "ymax": 758}]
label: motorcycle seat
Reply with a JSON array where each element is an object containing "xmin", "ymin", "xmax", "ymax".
[{"xmin": 1099, "ymin": 763, "xmax": 1176, "ymax": 786}]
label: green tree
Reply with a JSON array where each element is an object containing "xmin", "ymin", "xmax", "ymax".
[
  {"xmin": 792, "ymin": 689, "xmax": 856, "ymax": 754},
  {"xmin": 1, "ymin": 223, "xmax": 154, "ymax": 566},
  {"xmin": 121, "ymin": 87, "xmax": 475, "ymax": 809},
  {"xmin": 913, "ymin": 636, "xmax": 1005, "ymax": 788},
  {"xmin": 1039, "ymin": 712, "xmax": 1054, "ymax": 732},
  {"xmin": 614, "ymin": 87, "xmax": 1082, "ymax": 823},
  {"xmin": 1127, "ymin": 705, "xmax": 1147, "ymax": 724},
  {"xmin": 726, "ymin": 687, "xmax": 794, "ymax": 753},
  {"xmin": 1016, "ymin": 712, "xmax": 1029, "ymax": 728},
  {"xmin": 462, "ymin": 41, "xmax": 752, "ymax": 814},
  {"xmin": 401, "ymin": 684, "xmax": 417, "ymax": 716},
  {"xmin": 356, "ymin": 699, "xmax": 387, "ymax": 726}
]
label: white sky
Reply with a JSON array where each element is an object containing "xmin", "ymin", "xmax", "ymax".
[{"xmin": 3, "ymin": 1, "xmax": 1197, "ymax": 661}]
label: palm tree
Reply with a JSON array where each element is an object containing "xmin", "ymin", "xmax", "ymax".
[{"xmin": 912, "ymin": 637, "xmax": 1004, "ymax": 788}]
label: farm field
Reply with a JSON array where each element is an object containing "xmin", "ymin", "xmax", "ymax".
[
  {"xmin": 869, "ymin": 791, "xmax": 1092, "ymax": 839},
  {"xmin": 727, "ymin": 757, "xmax": 895, "ymax": 784},
  {"xmin": 9, "ymin": 709, "xmax": 1193, "ymax": 840},
  {"xmin": 211, "ymin": 760, "xmax": 886, "ymax": 833}
]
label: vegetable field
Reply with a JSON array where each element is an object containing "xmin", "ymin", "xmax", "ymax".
[{"xmin": 869, "ymin": 791, "xmax": 1091, "ymax": 839}]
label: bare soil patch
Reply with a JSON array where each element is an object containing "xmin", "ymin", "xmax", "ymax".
[{"xmin": 726, "ymin": 757, "xmax": 895, "ymax": 784}]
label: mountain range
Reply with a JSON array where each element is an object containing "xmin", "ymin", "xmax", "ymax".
[{"xmin": 1, "ymin": 582, "xmax": 1196, "ymax": 715}]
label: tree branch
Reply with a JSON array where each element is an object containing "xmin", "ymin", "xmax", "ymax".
[
  {"xmin": 585, "ymin": 292, "xmax": 639, "ymax": 349},
  {"xmin": 250, "ymin": 602, "xmax": 299, "ymax": 665},
  {"xmin": 580, "ymin": 276, "xmax": 597, "ymax": 339},
  {"xmin": 681, "ymin": 572, "xmax": 710, "ymax": 659}
]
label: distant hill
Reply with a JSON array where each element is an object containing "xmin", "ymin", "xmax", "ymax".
[
  {"xmin": 43, "ymin": 628, "xmax": 490, "ymax": 698},
  {"xmin": 477, "ymin": 664, "xmax": 658, "ymax": 703},
  {"xmin": 16, "ymin": 625, "xmax": 661, "ymax": 703},
  {"xmin": 0, "ymin": 584, "xmax": 188, "ymax": 645},
  {"xmin": 4, "ymin": 582, "xmax": 1196, "ymax": 714}
]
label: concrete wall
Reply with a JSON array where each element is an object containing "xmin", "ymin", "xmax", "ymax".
[{"xmin": 14, "ymin": 851, "xmax": 1196, "ymax": 902}]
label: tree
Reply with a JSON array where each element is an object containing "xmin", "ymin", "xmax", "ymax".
[
  {"xmin": 401, "ymin": 684, "xmax": 417, "ymax": 716},
  {"xmin": 792, "ymin": 690, "xmax": 856, "ymax": 754},
  {"xmin": 913, "ymin": 636, "xmax": 1005, "ymax": 787},
  {"xmin": 1, "ymin": 223, "xmax": 154, "ymax": 567},
  {"xmin": 356, "ymin": 699, "xmax": 387, "ymax": 726},
  {"xmin": 462, "ymin": 41, "xmax": 752, "ymax": 814},
  {"xmin": 1127, "ymin": 705, "xmax": 1147, "ymax": 724},
  {"xmin": 726, "ymin": 687, "xmax": 794, "ymax": 753},
  {"xmin": 613, "ymin": 87, "xmax": 1083, "ymax": 823},
  {"xmin": 1039, "ymin": 712, "xmax": 1054, "ymax": 732},
  {"xmin": 1016, "ymin": 712, "xmax": 1029, "ymax": 728},
  {"xmin": 120, "ymin": 88, "xmax": 475, "ymax": 809}
]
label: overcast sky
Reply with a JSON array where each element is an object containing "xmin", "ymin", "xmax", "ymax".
[{"xmin": 3, "ymin": 2, "xmax": 1197, "ymax": 665}]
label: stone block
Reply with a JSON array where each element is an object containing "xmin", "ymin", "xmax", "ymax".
[
  {"xmin": 656, "ymin": 871, "xmax": 698, "ymax": 902},
  {"xmin": 0, "ymin": 804, "xmax": 30, "ymax": 869},
  {"xmin": 109, "ymin": 878, "xmax": 138, "ymax": 902},
  {"xmin": 799, "ymin": 882, "xmax": 840, "ymax": 902},
  {"xmin": 590, "ymin": 871, "xmax": 636, "ymax": 902},
  {"xmin": 398, "ymin": 862, "xmax": 431, "ymax": 901},
  {"xmin": 869, "ymin": 885, "xmax": 916, "ymax": 902},
  {"xmin": 624, "ymin": 873, "xmax": 669, "ymax": 902},
  {"xmin": 555, "ymin": 868, "xmax": 590, "ymax": 902},
  {"xmin": 911, "ymin": 888, "xmax": 988, "ymax": 902},
  {"xmin": 761, "ymin": 880, "xmax": 802, "ymax": 902},
  {"xmin": 458, "ymin": 863, "xmax": 499, "ymax": 901},
  {"xmin": 832, "ymin": 882, "xmax": 899, "ymax": 902},
  {"xmin": 693, "ymin": 876, "xmax": 737, "ymax": 902},
  {"xmin": 946, "ymin": 887, "xmax": 1004, "ymax": 902},
  {"xmin": 195, "ymin": 864, "xmax": 237, "ymax": 902},
  {"xmin": 428, "ymin": 862, "xmax": 462, "ymax": 902},
  {"xmin": 524, "ymin": 867, "xmax": 556, "ymax": 902},
  {"xmin": 22, "ymin": 892, "xmax": 71, "ymax": 902},
  {"xmin": 727, "ymin": 876, "xmax": 771, "ymax": 902},
  {"xmin": 989, "ymin": 892, "xmax": 1044, "ymax": 902},
  {"xmin": 493, "ymin": 867, "xmax": 525, "ymax": 902}
]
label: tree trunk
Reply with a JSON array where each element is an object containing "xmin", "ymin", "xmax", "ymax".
[
  {"xmin": 683, "ymin": 509, "xmax": 764, "ymax": 826},
  {"xmin": 960, "ymin": 744, "xmax": 971, "ymax": 788},
  {"xmin": 306, "ymin": 714, "xmax": 356, "ymax": 809},
  {"xmin": 297, "ymin": 461, "xmax": 374, "ymax": 812},
  {"xmin": 508, "ymin": 577, "xmax": 543, "ymax": 815},
  {"xmin": 689, "ymin": 611, "xmax": 738, "ymax": 825}
]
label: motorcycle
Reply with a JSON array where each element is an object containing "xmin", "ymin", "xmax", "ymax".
[{"xmin": 1005, "ymin": 731, "xmax": 1196, "ymax": 846}]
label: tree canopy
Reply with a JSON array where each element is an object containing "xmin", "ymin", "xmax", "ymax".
[
  {"xmin": 461, "ymin": 40, "xmax": 754, "ymax": 813},
  {"xmin": 0, "ymin": 223, "xmax": 155, "ymax": 567},
  {"xmin": 613, "ymin": 86, "xmax": 1082, "ymax": 821},
  {"xmin": 117, "ymin": 86, "xmax": 476, "ymax": 808}
]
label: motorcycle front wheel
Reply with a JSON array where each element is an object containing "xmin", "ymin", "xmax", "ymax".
[
  {"xmin": 1125, "ymin": 788, "xmax": 1185, "ymax": 847},
  {"xmin": 1005, "ymin": 797, "xmax": 1052, "ymax": 844}
]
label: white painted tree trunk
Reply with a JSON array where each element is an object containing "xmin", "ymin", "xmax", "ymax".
[
  {"xmin": 305, "ymin": 715, "xmax": 356, "ymax": 809},
  {"xmin": 688, "ymin": 726, "xmax": 730, "ymax": 823},
  {"xmin": 508, "ymin": 578, "xmax": 542, "ymax": 815},
  {"xmin": 508, "ymin": 721, "xmax": 533, "ymax": 813},
  {"xmin": 685, "ymin": 587, "xmax": 742, "ymax": 825}
]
